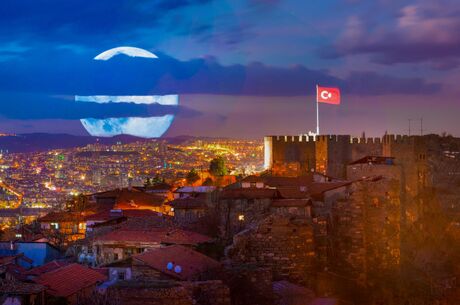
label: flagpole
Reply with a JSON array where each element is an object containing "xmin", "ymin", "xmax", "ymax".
[{"xmin": 316, "ymin": 84, "xmax": 319, "ymax": 135}]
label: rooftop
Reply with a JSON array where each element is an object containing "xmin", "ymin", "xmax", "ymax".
[
  {"xmin": 220, "ymin": 188, "xmax": 278, "ymax": 199},
  {"xmin": 271, "ymin": 199, "xmax": 312, "ymax": 208},
  {"xmin": 0, "ymin": 280, "xmax": 45, "ymax": 295},
  {"xmin": 174, "ymin": 186, "xmax": 216, "ymax": 193},
  {"xmin": 170, "ymin": 198, "xmax": 207, "ymax": 210},
  {"xmin": 349, "ymin": 156, "xmax": 395, "ymax": 165},
  {"xmin": 38, "ymin": 211, "xmax": 86, "ymax": 223},
  {"xmin": 95, "ymin": 228, "xmax": 212, "ymax": 245},
  {"xmin": 25, "ymin": 260, "xmax": 70, "ymax": 276},
  {"xmin": 134, "ymin": 245, "xmax": 221, "ymax": 280},
  {"xmin": 85, "ymin": 209, "xmax": 164, "ymax": 222},
  {"xmin": 33, "ymin": 263, "xmax": 107, "ymax": 297}
]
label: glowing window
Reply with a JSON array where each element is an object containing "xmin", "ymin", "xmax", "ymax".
[{"xmin": 238, "ymin": 214, "xmax": 245, "ymax": 221}]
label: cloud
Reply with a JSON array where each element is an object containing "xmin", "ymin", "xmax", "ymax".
[
  {"xmin": 322, "ymin": 2, "xmax": 460, "ymax": 67},
  {"xmin": 0, "ymin": 0, "xmax": 213, "ymax": 45},
  {"xmin": 0, "ymin": 93, "xmax": 201, "ymax": 120},
  {"xmin": 0, "ymin": 48, "xmax": 441, "ymax": 100},
  {"xmin": 343, "ymin": 71, "xmax": 441, "ymax": 95}
]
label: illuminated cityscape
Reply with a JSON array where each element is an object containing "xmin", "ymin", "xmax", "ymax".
[{"xmin": 2, "ymin": 1, "xmax": 460, "ymax": 305}]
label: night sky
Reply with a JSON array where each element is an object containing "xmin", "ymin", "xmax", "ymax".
[{"xmin": 1, "ymin": 0, "xmax": 459, "ymax": 138}]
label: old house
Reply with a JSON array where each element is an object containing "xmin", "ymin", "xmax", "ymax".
[
  {"xmin": 132, "ymin": 245, "xmax": 221, "ymax": 281},
  {"xmin": 140, "ymin": 182, "xmax": 174, "ymax": 200},
  {"xmin": 24, "ymin": 260, "xmax": 70, "ymax": 279},
  {"xmin": 0, "ymin": 280, "xmax": 45, "ymax": 305},
  {"xmin": 170, "ymin": 196, "xmax": 208, "ymax": 224},
  {"xmin": 90, "ymin": 188, "xmax": 171, "ymax": 214},
  {"xmin": 91, "ymin": 228, "xmax": 212, "ymax": 265},
  {"xmin": 32, "ymin": 263, "xmax": 107, "ymax": 305},
  {"xmin": 37, "ymin": 212, "xmax": 87, "ymax": 243},
  {"xmin": 84, "ymin": 209, "xmax": 169, "ymax": 237},
  {"xmin": 173, "ymin": 186, "xmax": 216, "ymax": 199},
  {"xmin": 0, "ymin": 242, "xmax": 60, "ymax": 268}
]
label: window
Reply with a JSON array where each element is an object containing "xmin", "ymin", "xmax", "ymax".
[
  {"xmin": 118, "ymin": 271, "xmax": 125, "ymax": 280},
  {"xmin": 238, "ymin": 214, "xmax": 245, "ymax": 221},
  {"xmin": 50, "ymin": 222, "xmax": 59, "ymax": 229}
]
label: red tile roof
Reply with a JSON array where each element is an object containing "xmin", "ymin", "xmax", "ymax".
[
  {"xmin": 33, "ymin": 263, "xmax": 107, "ymax": 297},
  {"xmin": 25, "ymin": 260, "xmax": 70, "ymax": 276},
  {"xmin": 170, "ymin": 198, "xmax": 207, "ymax": 210},
  {"xmin": 115, "ymin": 189, "xmax": 165, "ymax": 209},
  {"xmin": 276, "ymin": 187, "xmax": 311, "ymax": 199},
  {"xmin": 5, "ymin": 263, "xmax": 28, "ymax": 281},
  {"xmin": 309, "ymin": 182, "xmax": 352, "ymax": 198},
  {"xmin": 220, "ymin": 188, "xmax": 278, "ymax": 199},
  {"xmin": 38, "ymin": 211, "xmax": 86, "ymax": 223},
  {"xmin": 349, "ymin": 156, "xmax": 394, "ymax": 165},
  {"xmin": 95, "ymin": 228, "xmax": 212, "ymax": 245},
  {"xmin": 85, "ymin": 209, "xmax": 164, "ymax": 222},
  {"xmin": 134, "ymin": 245, "xmax": 221, "ymax": 280},
  {"xmin": 242, "ymin": 175, "xmax": 314, "ymax": 187},
  {"xmin": 0, "ymin": 253, "xmax": 33, "ymax": 265},
  {"xmin": 271, "ymin": 199, "xmax": 311, "ymax": 208}
]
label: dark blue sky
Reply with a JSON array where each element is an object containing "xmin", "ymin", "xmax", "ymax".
[{"xmin": 1, "ymin": 0, "xmax": 459, "ymax": 138}]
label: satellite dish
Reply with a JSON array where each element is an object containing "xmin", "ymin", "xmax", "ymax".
[
  {"xmin": 174, "ymin": 265, "xmax": 182, "ymax": 273},
  {"xmin": 166, "ymin": 262, "xmax": 174, "ymax": 270}
]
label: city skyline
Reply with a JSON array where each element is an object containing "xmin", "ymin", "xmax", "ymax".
[{"xmin": 1, "ymin": 0, "xmax": 460, "ymax": 138}]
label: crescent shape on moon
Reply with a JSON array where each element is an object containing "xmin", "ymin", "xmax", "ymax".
[
  {"xmin": 80, "ymin": 115, "xmax": 175, "ymax": 138},
  {"xmin": 94, "ymin": 46, "xmax": 158, "ymax": 61}
]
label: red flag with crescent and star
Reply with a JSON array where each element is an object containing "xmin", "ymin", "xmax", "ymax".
[{"xmin": 317, "ymin": 86, "xmax": 340, "ymax": 105}]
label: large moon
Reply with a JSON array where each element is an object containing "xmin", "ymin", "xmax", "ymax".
[{"xmin": 75, "ymin": 47, "xmax": 177, "ymax": 138}]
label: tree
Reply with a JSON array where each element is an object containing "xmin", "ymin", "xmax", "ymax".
[
  {"xmin": 144, "ymin": 177, "xmax": 152, "ymax": 187},
  {"xmin": 152, "ymin": 174, "xmax": 164, "ymax": 184},
  {"xmin": 209, "ymin": 156, "xmax": 228, "ymax": 176},
  {"xmin": 66, "ymin": 194, "xmax": 88, "ymax": 213},
  {"xmin": 202, "ymin": 177, "xmax": 214, "ymax": 186},
  {"xmin": 186, "ymin": 168, "xmax": 200, "ymax": 185}
]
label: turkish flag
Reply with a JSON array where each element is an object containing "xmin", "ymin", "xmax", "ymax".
[{"xmin": 317, "ymin": 86, "xmax": 340, "ymax": 105}]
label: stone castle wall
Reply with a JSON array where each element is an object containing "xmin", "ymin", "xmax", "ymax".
[
  {"xmin": 330, "ymin": 177, "xmax": 401, "ymax": 283},
  {"xmin": 265, "ymin": 134, "xmax": 428, "ymax": 181},
  {"xmin": 226, "ymin": 215, "xmax": 315, "ymax": 285}
]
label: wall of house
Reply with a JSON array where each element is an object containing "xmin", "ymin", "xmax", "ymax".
[
  {"xmin": 93, "ymin": 243, "xmax": 159, "ymax": 265},
  {"xmin": 174, "ymin": 208, "xmax": 206, "ymax": 224},
  {"xmin": 131, "ymin": 260, "xmax": 164, "ymax": 280},
  {"xmin": 14, "ymin": 242, "xmax": 61, "ymax": 267},
  {"xmin": 218, "ymin": 198, "xmax": 272, "ymax": 239},
  {"xmin": 110, "ymin": 281, "xmax": 230, "ymax": 305}
]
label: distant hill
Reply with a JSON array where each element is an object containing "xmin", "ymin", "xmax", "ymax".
[
  {"xmin": 0, "ymin": 133, "xmax": 150, "ymax": 153},
  {"xmin": 0, "ymin": 133, "xmax": 231, "ymax": 153}
]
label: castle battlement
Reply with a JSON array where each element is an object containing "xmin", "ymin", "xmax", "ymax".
[
  {"xmin": 265, "ymin": 133, "xmax": 430, "ymax": 178},
  {"xmin": 382, "ymin": 134, "xmax": 422, "ymax": 144},
  {"xmin": 350, "ymin": 137, "xmax": 382, "ymax": 144},
  {"xmin": 267, "ymin": 134, "xmax": 427, "ymax": 144},
  {"xmin": 266, "ymin": 135, "xmax": 356, "ymax": 143}
]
